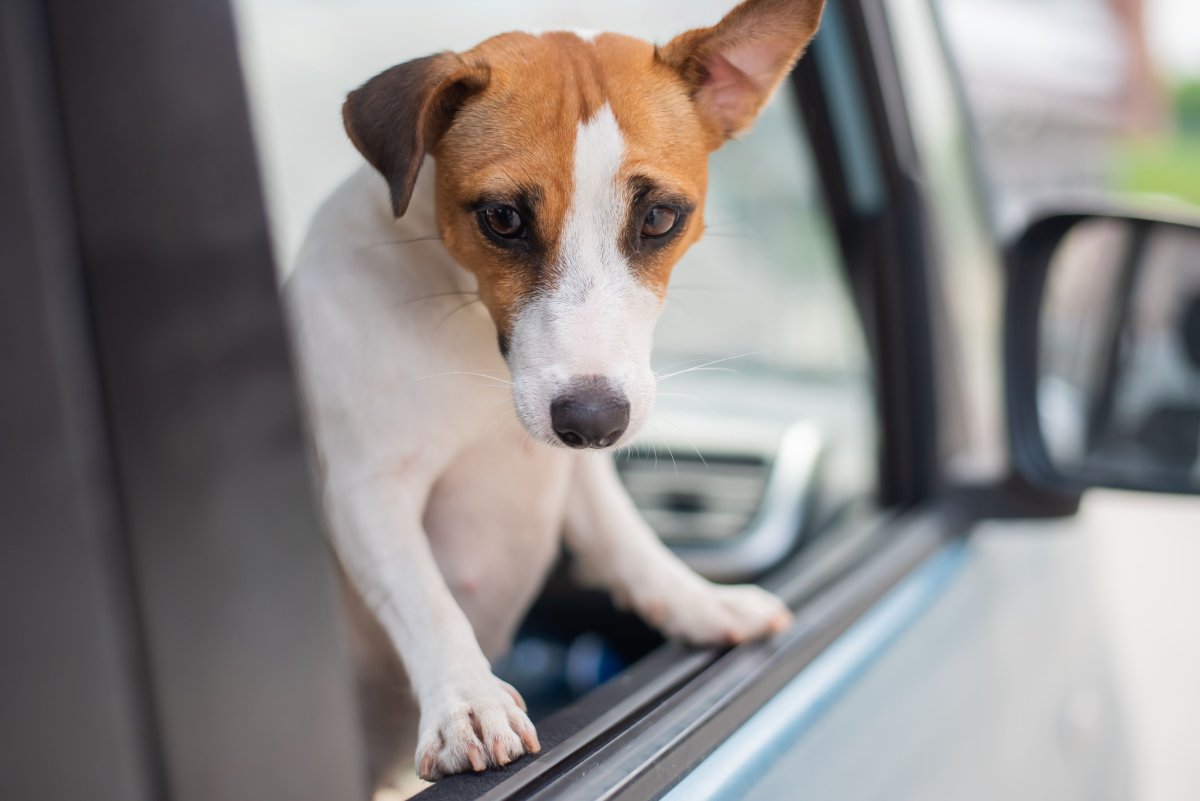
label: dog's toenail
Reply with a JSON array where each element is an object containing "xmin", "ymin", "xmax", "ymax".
[{"xmin": 467, "ymin": 743, "xmax": 486, "ymax": 772}]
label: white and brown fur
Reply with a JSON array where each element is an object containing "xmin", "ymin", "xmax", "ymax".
[{"xmin": 285, "ymin": 0, "xmax": 825, "ymax": 787}]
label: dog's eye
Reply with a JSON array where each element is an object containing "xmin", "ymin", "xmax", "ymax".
[
  {"xmin": 641, "ymin": 205, "xmax": 680, "ymax": 238},
  {"xmin": 479, "ymin": 205, "xmax": 525, "ymax": 240}
]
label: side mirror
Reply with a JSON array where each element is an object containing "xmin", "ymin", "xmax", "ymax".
[{"xmin": 1007, "ymin": 212, "xmax": 1200, "ymax": 495}]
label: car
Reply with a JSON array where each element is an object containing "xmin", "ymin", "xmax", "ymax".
[{"xmin": 3, "ymin": 0, "xmax": 1197, "ymax": 799}]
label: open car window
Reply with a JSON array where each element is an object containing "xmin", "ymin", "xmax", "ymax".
[{"xmin": 231, "ymin": 0, "xmax": 882, "ymax": 796}]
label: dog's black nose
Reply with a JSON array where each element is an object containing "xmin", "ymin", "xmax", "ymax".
[{"xmin": 551, "ymin": 380, "xmax": 630, "ymax": 449}]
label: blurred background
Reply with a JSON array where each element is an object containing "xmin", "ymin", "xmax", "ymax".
[{"xmin": 939, "ymin": 0, "xmax": 1200, "ymax": 228}]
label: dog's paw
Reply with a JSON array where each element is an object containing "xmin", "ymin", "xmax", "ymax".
[
  {"xmin": 634, "ymin": 576, "xmax": 792, "ymax": 647},
  {"xmin": 415, "ymin": 675, "xmax": 540, "ymax": 781}
]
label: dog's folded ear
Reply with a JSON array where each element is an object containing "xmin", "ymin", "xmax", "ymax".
[
  {"xmin": 657, "ymin": 0, "xmax": 825, "ymax": 148},
  {"xmin": 343, "ymin": 54, "xmax": 489, "ymax": 217}
]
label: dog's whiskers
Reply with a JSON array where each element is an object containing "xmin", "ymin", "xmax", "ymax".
[
  {"xmin": 654, "ymin": 350, "xmax": 768, "ymax": 382},
  {"xmin": 662, "ymin": 436, "xmax": 678, "ymax": 478},
  {"xmin": 434, "ymin": 297, "xmax": 486, "ymax": 331},
  {"xmin": 652, "ymin": 414, "xmax": 709, "ymax": 469},
  {"xmin": 651, "ymin": 356, "xmax": 708, "ymax": 376},
  {"xmin": 384, "ymin": 289, "xmax": 481, "ymax": 312},
  {"xmin": 635, "ymin": 421, "xmax": 678, "ymax": 478},
  {"xmin": 667, "ymin": 365, "xmax": 740, "ymax": 378},
  {"xmin": 357, "ymin": 234, "xmax": 445, "ymax": 250},
  {"xmin": 409, "ymin": 370, "xmax": 513, "ymax": 386},
  {"xmin": 702, "ymin": 231, "xmax": 756, "ymax": 241},
  {"xmin": 481, "ymin": 405, "xmax": 518, "ymax": 440},
  {"xmin": 656, "ymin": 391, "xmax": 719, "ymax": 415},
  {"xmin": 667, "ymin": 283, "xmax": 734, "ymax": 293}
]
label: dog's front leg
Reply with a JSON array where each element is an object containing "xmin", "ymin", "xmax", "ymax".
[
  {"xmin": 329, "ymin": 478, "xmax": 539, "ymax": 780},
  {"xmin": 564, "ymin": 455, "xmax": 793, "ymax": 646}
]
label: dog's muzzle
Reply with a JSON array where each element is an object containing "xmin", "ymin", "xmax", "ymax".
[{"xmin": 550, "ymin": 377, "xmax": 630, "ymax": 449}]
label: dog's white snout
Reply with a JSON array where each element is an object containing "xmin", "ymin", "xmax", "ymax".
[{"xmin": 549, "ymin": 376, "xmax": 630, "ymax": 449}]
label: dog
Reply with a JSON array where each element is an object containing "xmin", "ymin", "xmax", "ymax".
[{"xmin": 285, "ymin": 0, "xmax": 825, "ymax": 786}]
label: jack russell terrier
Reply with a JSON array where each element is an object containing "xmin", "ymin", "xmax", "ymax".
[{"xmin": 285, "ymin": 0, "xmax": 825, "ymax": 786}]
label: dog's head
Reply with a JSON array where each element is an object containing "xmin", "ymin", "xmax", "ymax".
[{"xmin": 344, "ymin": 0, "xmax": 824, "ymax": 449}]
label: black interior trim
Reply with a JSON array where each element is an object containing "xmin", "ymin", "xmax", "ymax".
[
  {"xmin": 853, "ymin": 0, "xmax": 948, "ymax": 508},
  {"xmin": 797, "ymin": 0, "xmax": 943, "ymax": 509}
]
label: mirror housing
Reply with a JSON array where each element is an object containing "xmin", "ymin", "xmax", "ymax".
[{"xmin": 1006, "ymin": 210, "xmax": 1200, "ymax": 496}]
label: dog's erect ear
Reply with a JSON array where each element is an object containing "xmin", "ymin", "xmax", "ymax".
[
  {"xmin": 343, "ymin": 53, "xmax": 489, "ymax": 217},
  {"xmin": 657, "ymin": 0, "xmax": 825, "ymax": 147}
]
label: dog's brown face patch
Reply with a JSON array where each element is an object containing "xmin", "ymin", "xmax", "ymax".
[
  {"xmin": 429, "ymin": 32, "xmax": 710, "ymax": 339},
  {"xmin": 342, "ymin": 0, "xmax": 825, "ymax": 447}
]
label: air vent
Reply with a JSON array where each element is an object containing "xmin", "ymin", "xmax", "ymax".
[
  {"xmin": 615, "ymin": 453, "xmax": 770, "ymax": 546},
  {"xmin": 615, "ymin": 419, "xmax": 823, "ymax": 582}
]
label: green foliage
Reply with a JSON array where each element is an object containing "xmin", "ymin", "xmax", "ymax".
[
  {"xmin": 1176, "ymin": 80, "xmax": 1200, "ymax": 137},
  {"xmin": 1113, "ymin": 137, "xmax": 1200, "ymax": 206},
  {"xmin": 1110, "ymin": 81, "xmax": 1200, "ymax": 208}
]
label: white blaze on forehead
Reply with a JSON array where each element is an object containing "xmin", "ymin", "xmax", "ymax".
[
  {"xmin": 561, "ymin": 103, "xmax": 628, "ymax": 294},
  {"xmin": 553, "ymin": 102, "xmax": 660, "ymax": 378},
  {"xmin": 506, "ymin": 104, "xmax": 663, "ymax": 445}
]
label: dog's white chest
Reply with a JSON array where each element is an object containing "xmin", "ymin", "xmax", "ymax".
[{"xmin": 424, "ymin": 428, "xmax": 573, "ymax": 658}]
